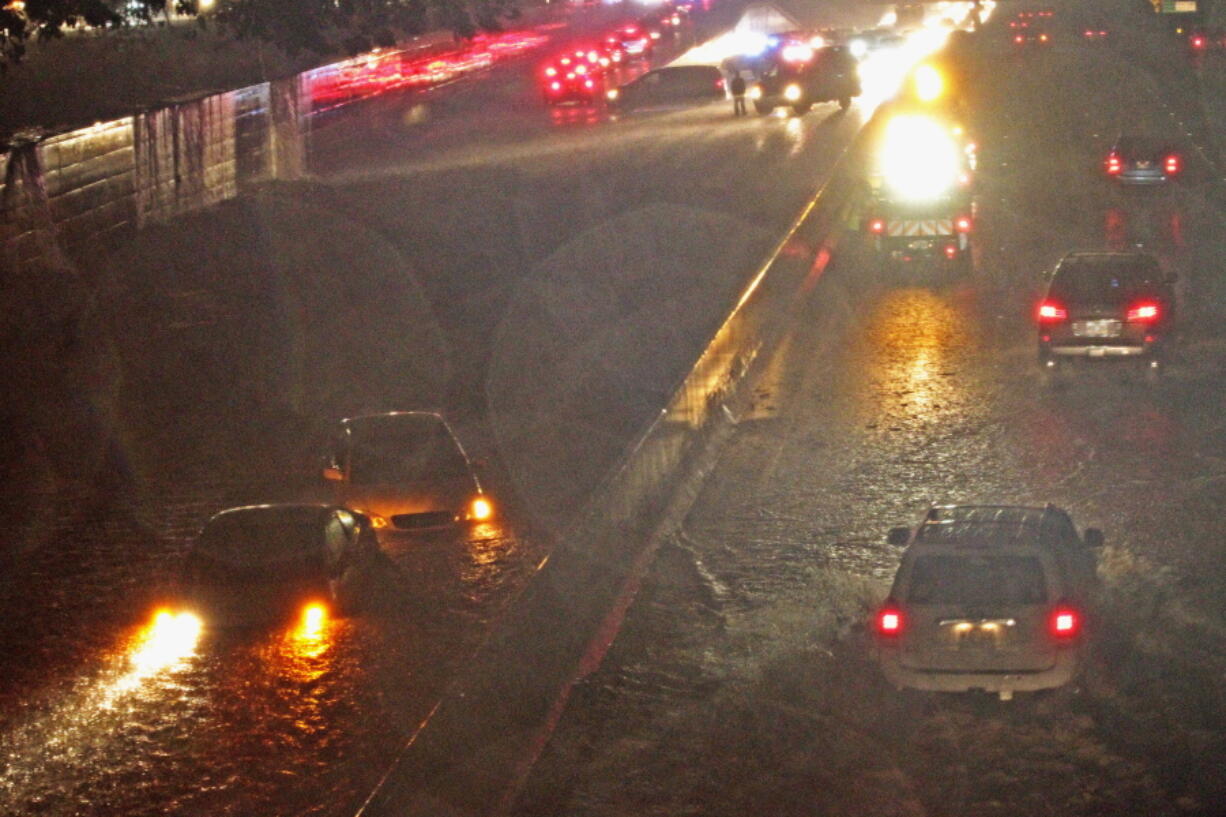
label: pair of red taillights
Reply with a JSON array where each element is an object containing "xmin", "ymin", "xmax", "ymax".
[
  {"xmin": 1036, "ymin": 300, "xmax": 1160, "ymax": 323},
  {"xmin": 1105, "ymin": 152, "xmax": 1180, "ymax": 176},
  {"xmin": 875, "ymin": 604, "xmax": 1082, "ymax": 639}
]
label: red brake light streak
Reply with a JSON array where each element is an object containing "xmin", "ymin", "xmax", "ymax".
[
  {"xmin": 1037, "ymin": 300, "xmax": 1067, "ymax": 322},
  {"xmin": 1049, "ymin": 606, "xmax": 1081, "ymax": 639},
  {"xmin": 1127, "ymin": 302, "xmax": 1160, "ymax": 322}
]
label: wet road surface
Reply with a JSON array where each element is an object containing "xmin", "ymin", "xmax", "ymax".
[{"xmin": 512, "ymin": 8, "xmax": 1226, "ymax": 816}]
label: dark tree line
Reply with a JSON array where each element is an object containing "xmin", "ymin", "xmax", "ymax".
[{"xmin": 0, "ymin": 0, "xmax": 521, "ymax": 70}]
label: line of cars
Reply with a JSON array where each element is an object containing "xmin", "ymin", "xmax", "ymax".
[
  {"xmin": 539, "ymin": 6, "xmax": 690, "ymax": 106},
  {"xmin": 179, "ymin": 411, "xmax": 494, "ymax": 629},
  {"xmin": 868, "ymin": 11, "xmax": 1183, "ymax": 700}
]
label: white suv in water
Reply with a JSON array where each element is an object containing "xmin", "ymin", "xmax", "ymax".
[{"xmin": 874, "ymin": 505, "xmax": 1103, "ymax": 701}]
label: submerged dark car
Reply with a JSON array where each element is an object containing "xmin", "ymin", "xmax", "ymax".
[
  {"xmin": 323, "ymin": 411, "xmax": 492, "ymax": 535},
  {"xmin": 1037, "ymin": 251, "xmax": 1177, "ymax": 374},
  {"xmin": 181, "ymin": 504, "xmax": 381, "ymax": 627}
]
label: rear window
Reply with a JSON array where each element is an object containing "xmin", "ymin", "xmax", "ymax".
[
  {"xmin": 198, "ymin": 518, "xmax": 322, "ymax": 564},
  {"xmin": 1117, "ymin": 137, "xmax": 1171, "ymax": 157},
  {"xmin": 905, "ymin": 553, "xmax": 1048, "ymax": 605},
  {"xmin": 1050, "ymin": 257, "xmax": 1161, "ymax": 302}
]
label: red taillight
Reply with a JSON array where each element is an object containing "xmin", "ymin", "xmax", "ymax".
[
  {"xmin": 1192, "ymin": 35, "xmax": 1206, "ymax": 49},
  {"xmin": 544, "ymin": 66, "xmax": 557, "ymax": 77},
  {"xmin": 1037, "ymin": 300, "xmax": 1067, "ymax": 322},
  {"xmin": 868, "ymin": 218, "xmax": 886, "ymax": 235},
  {"xmin": 550, "ymin": 81, "xmax": 561, "ymax": 91},
  {"xmin": 1014, "ymin": 34, "xmax": 1024, "ymax": 43},
  {"xmin": 1049, "ymin": 605, "xmax": 1081, "ymax": 639},
  {"xmin": 876, "ymin": 606, "xmax": 903, "ymax": 636},
  {"xmin": 1039, "ymin": 33, "xmax": 1049, "ymax": 42},
  {"xmin": 1127, "ymin": 301, "xmax": 1160, "ymax": 322},
  {"xmin": 715, "ymin": 78, "xmax": 725, "ymax": 90},
  {"xmin": 1164, "ymin": 153, "xmax": 1180, "ymax": 175},
  {"xmin": 1105, "ymin": 153, "xmax": 1121, "ymax": 175},
  {"xmin": 944, "ymin": 244, "xmax": 958, "ymax": 259},
  {"xmin": 955, "ymin": 215, "xmax": 972, "ymax": 233}
]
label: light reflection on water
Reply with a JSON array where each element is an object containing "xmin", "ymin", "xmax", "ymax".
[
  {"xmin": 0, "ymin": 610, "xmax": 204, "ymax": 810},
  {"xmin": 858, "ymin": 287, "xmax": 971, "ymax": 431},
  {"xmin": 0, "ymin": 521, "xmax": 533, "ymax": 816}
]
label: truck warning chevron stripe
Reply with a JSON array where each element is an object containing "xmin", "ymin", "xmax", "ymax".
[{"xmin": 887, "ymin": 219, "xmax": 954, "ymax": 237}]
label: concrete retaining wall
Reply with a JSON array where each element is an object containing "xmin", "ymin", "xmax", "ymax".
[{"xmin": 0, "ymin": 30, "xmax": 545, "ymax": 273}]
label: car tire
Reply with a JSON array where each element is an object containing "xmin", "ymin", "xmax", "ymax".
[
  {"xmin": 838, "ymin": 95, "xmax": 851, "ymax": 110},
  {"xmin": 792, "ymin": 102, "xmax": 812, "ymax": 115},
  {"xmin": 754, "ymin": 100, "xmax": 772, "ymax": 115}
]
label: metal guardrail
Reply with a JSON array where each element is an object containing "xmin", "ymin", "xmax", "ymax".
[{"xmin": 353, "ymin": 103, "xmax": 876, "ymax": 817}]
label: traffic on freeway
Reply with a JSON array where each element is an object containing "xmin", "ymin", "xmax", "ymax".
[{"xmin": 2, "ymin": 0, "xmax": 1225, "ymax": 814}]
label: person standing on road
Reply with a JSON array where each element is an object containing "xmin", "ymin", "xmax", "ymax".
[{"xmin": 730, "ymin": 73, "xmax": 747, "ymax": 116}]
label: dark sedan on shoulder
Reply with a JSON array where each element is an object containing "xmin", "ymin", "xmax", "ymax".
[{"xmin": 605, "ymin": 65, "xmax": 726, "ymax": 111}]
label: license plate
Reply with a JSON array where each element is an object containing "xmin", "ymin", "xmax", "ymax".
[
  {"xmin": 1073, "ymin": 319, "xmax": 1121, "ymax": 338},
  {"xmin": 1136, "ymin": 160, "xmax": 1152, "ymax": 168},
  {"xmin": 941, "ymin": 620, "xmax": 1014, "ymax": 648}
]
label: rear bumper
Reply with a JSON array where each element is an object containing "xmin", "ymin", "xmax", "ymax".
[
  {"xmin": 1117, "ymin": 170, "xmax": 1168, "ymax": 185},
  {"xmin": 1048, "ymin": 344, "xmax": 1147, "ymax": 358},
  {"xmin": 879, "ymin": 649, "xmax": 1079, "ymax": 694}
]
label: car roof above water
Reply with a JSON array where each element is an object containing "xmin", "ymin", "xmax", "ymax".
[{"xmin": 912, "ymin": 504, "xmax": 1078, "ymax": 549}]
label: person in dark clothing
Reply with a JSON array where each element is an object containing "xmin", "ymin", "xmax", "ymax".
[{"xmin": 730, "ymin": 73, "xmax": 747, "ymax": 116}]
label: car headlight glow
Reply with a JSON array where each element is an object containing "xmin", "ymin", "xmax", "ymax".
[
  {"xmin": 355, "ymin": 510, "xmax": 389, "ymax": 529},
  {"xmin": 783, "ymin": 83, "xmax": 802, "ymax": 102},
  {"xmin": 471, "ymin": 497, "xmax": 493, "ymax": 521},
  {"xmin": 878, "ymin": 114, "xmax": 962, "ymax": 201},
  {"xmin": 912, "ymin": 64, "xmax": 944, "ymax": 103},
  {"xmin": 606, "ymin": 88, "xmax": 620, "ymax": 100},
  {"xmin": 748, "ymin": 84, "xmax": 763, "ymax": 100}
]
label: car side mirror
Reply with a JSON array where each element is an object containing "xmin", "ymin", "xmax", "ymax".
[
  {"xmin": 1083, "ymin": 528, "xmax": 1104, "ymax": 548},
  {"xmin": 322, "ymin": 466, "xmax": 344, "ymax": 482},
  {"xmin": 887, "ymin": 526, "xmax": 910, "ymax": 546}
]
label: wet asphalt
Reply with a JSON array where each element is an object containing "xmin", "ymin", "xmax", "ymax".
[{"xmin": 511, "ymin": 8, "xmax": 1226, "ymax": 817}]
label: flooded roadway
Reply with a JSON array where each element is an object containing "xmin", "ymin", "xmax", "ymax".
[
  {"xmin": 512, "ymin": 9, "xmax": 1226, "ymax": 817},
  {"xmin": 0, "ymin": 4, "xmax": 899, "ymax": 815}
]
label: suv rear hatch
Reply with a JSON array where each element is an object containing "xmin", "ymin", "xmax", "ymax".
[{"xmin": 898, "ymin": 551, "xmax": 1059, "ymax": 673}]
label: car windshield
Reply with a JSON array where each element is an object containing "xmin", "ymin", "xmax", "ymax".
[
  {"xmin": 6, "ymin": 1, "xmax": 1223, "ymax": 815},
  {"xmin": 347, "ymin": 418, "xmax": 471, "ymax": 484},
  {"xmin": 906, "ymin": 554, "xmax": 1049, "ymax": 605}
]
